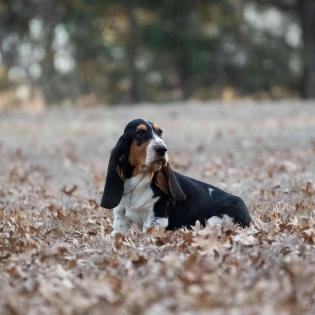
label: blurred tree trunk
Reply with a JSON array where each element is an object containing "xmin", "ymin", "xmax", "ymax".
[
  {"xmin": 126, "ymin": 6, "xmax": 142, "ymax": 104},
  {"xmin": 255, "ymin": 0, "xmax": 315, "ymax": 98},
  {"xmin": 40, "ymin": 26, "xmax": 56, "ymax": 104},
  {"xmin": 176, "ymin": 1, "xmax": 194, "ymax": 101},
  {"xmin": 177, "ymin": 54, "xmax": 193, "ymax": 101},
  {"xmin": 298, "ymin": 0, "xmax": 315, "ymax": 98}
]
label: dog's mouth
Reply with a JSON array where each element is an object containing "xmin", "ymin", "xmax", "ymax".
[
  {"xmin": 142, "ymin": 158, "xmax": 166, "ymax": 172},
  {"xmin": 151, "ymin": 157, "xmax": 167, "ymax": 167},
  {"xmin": 156, "ymin": 157, "xmax": 167, "ymax": 165}
]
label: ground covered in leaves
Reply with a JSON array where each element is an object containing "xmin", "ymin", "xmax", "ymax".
[{"xmin": 1, "ymin": 101, "xmax": 315, "ymax": 315}]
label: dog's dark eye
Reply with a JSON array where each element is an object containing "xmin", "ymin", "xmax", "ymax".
[
  {"xmin": 156, "ymin": 129, "xmax": 163, "ymax": 137},
  {"xmin": 136, "ymin": 129, "xmax": 146, "ymax": 138}
]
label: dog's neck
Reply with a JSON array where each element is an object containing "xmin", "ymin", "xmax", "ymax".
[{"xmin": 123, "ymin": 173, "xmax": 153, "ymax": 195}]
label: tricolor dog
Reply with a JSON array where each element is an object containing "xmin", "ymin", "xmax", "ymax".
[{"xmin": 100, "ymin": 119, "xmax": 251, "ymax": 234}]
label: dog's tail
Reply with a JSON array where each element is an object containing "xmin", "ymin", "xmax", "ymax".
[{"xmin": 212, "ymin": 195, "xmax": 252, "ymax": 227}]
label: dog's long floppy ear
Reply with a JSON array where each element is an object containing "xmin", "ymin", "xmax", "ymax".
[
  {"xmin": 100, "ymin": 136, "xmax": 129, "ymax": 209},
  {"xmin": 154, "ymin": 163, "xmax": 186, "ymax": 202}
]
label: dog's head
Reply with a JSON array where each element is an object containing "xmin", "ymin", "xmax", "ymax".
[
  {"xmin": 126, "ymin": 119, "xmax": 168, "ymax": 173},
  {"xmin": 100, "ymin": 119, "xmax": 186, "ymax": 209}
]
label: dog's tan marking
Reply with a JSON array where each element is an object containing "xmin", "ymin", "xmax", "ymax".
[
  {"xmin": 129, "ymin": 139, "xmax": 150, "ymax": 176},
  {"xmin": 116, "ymin": 165, "xmax": 124, "ymax": 179},
  {"xmin": 154, "ymin": 163, "xmax": 171, "ymax": 196},
  {"xmin": 153, "ymin": 123, "xmax": 162, "ymax": 135},
  {"xmin": 137, "ymin": 124, "xmax": 147, "ymax": 131}
]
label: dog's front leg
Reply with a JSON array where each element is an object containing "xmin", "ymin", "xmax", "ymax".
[
  {"xmin": 151, "ymin": 217, "xmax": 169, "ymax": 229},
  {"xmin": 142, "ymin": 211, "xmax": 168, "ymax": 232},
  {"xmin": 112, "ymin": 206, "xmax": 132, "ymax": 235},
  {"xmin": 142, "ymin": 212, "xmax": 154, "ymax": 232}
]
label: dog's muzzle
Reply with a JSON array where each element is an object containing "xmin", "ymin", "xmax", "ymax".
[
  {"xmin": 145, "ymin": 136, "xmax": 168, "ymax": 167},
  {"xmin": 154, "ymin": 144, "xmax": 167, "ymax": 156},
  {"xmin": 154, "ymin": 144, "xmax": 168, "ymax": 164}
]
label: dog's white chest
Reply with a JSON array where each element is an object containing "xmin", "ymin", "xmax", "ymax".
[{"xmin": 120, "ymin": 175, "xmax": 159, "ymax": 226}]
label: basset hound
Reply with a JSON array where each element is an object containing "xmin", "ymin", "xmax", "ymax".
[{"xmin": 100, "ymin": 119, "xmax": 251, "ymax": 234}]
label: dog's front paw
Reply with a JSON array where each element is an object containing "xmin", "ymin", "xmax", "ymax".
[
  {"xmin": 111, "ymin": 230, "xmax": 124, "ymax": 236},
  {"xmin": 151, "ymin": 217, "xmax": 169, "ymax": 228}
]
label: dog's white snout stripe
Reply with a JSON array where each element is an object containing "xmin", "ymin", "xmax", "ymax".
[
  {"xmin": 153, "ymin": 134, "xmax": 166, "ymax": 146},
  {"xmin": 144, "ymin": 133, "xmax": 168, "ymax": 166}
]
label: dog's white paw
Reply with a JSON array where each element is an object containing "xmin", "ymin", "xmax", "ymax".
[
  {"xmin": 207, "ymin": 216, "xmax": 224, "ymax": 225},
  {"xmin": 151, "ymin": 217, "xmax": 169, "ymax": 228}
]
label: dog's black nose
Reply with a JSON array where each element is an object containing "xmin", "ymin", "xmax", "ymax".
[{"xmin": 154, "ymin": 145, "xmax": 167, "ymax": 156}]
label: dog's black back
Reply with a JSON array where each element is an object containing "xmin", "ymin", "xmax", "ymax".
[{"xmin": 152, "ymin": 171, "xmax": 251, "ymax": 229}]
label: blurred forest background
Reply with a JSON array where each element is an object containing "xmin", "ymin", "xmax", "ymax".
[{"xmin": 0, "ymin": 0, "xmax": 314, "ymax": 107}]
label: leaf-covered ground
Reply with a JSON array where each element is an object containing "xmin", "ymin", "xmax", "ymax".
[{"xmin": 1, "ymin": 101, "xmax": 315, "ymax": 315}]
